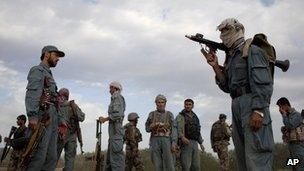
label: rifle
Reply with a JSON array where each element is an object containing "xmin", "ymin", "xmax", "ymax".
[
  {"xmin": 185, "ymin": 33, "xmax": 290, "ymax": 72},
  {"xmin": 0, "ymin": 126, "xmax": 17, "ymax": 163},
  {"xmin": 70, "ymin": 100, "xmax": 84, "ymax": 154},
  {"xmin": 19, "ymin": 76, "xmax": 52, "ymax": 169},
  {"xmin": 95, "ymin": 119, "xmax": 104, "ymax": 171}
]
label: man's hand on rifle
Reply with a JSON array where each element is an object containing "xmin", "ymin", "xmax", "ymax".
[
  {"xmin": 181, "ymin": 136, "xmax": 190, "ymax": 145},
  {"xmin": 29, "ymin": 117, "xmax": 38, "ymax": 130},
  {"xmin": 201, "ymin": 48, "xmax": 219, "ymax": 67},
  {"xmin": 200, "ymin": 143, "xmax": 205, "ymax": 152},
  {"xmin": 4, "ymin": 137, "xmax": 11, "ymax": 145},
  {"xmin": 99, "ymin": 116, "xmax": 109, "ymax": 123},
  {"xmin": 59, "ymin": 123, "xmax": 68, "ymax": 140}
]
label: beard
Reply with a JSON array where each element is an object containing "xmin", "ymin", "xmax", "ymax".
[{"xmin": 47, "ymin": 58, "xmax": 57, "ymax": 67}]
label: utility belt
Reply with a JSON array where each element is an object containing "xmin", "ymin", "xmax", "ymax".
[
  {"xmin": 283, "ymin": 124, "xmax": 304, "ymax": 143},
  {"xmin": 151, "ymin": 122, "xmax": 171, "ymax": 137},
  {"xmin": 230, "ymin": 85, "xmax": 251, "ymax": 99},
  {"xmin": 289, "ymin": 125, "xmax": 304, "ymax": 142},
  {"xmin": 152, "ymin": 131, "xmax": 171, "ymax": 137},
  {"xmin": 213, "ymin": 137, "xmax": 229, "ymax": 142},
  {"xmin": 109, "ymin": 117, "xmax": 123, "ymax": 124}
]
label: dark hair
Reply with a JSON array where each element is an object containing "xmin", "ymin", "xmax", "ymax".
[
  {"xmin": 184, "ymin": 99, "xmax": 194, "ymax": 105},
  {"xmin": 40, "ymin": 53, "xmax": 45, "ymax": 60},
  {"xmin": 17, "ymin": 114, "xmax": 27, "ymax": 123},
  {"xmin": 276, "ymin": 97, "xmax": 291, "ymax": 107}
]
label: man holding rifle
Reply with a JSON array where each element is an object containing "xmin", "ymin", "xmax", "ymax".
[
  {"xmin": 57, "ymin": 88, "xmax": 85, "ymax": 171},
  {"xmin": 201, "ymin": 18, "xmax": 275, "ymax": 170},
  {"xmin": 24, "ymin": 45, "xmax": 67, "ymax": 170},
  {"xmin": 2, "ymin": 115, "xmax": 27, "ymax": 171},
  {"xmin": 99, "ymin": 81, "xmax": 126, "ymax": 171}
]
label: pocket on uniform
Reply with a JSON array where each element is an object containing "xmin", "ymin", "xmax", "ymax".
[
  {"xmin": 252, "ymin": 116, "xmax": 274, "ymax": 152},
  {"xmin": 251, "ymin": 66, "xmax": 272, "ymax": 85},
  {"xmin": 112, "ymin": 138, "xmax": 123, "ymax": 153},
  {"xmin": 235, "ymin": 63, "xmax": 247, "ymax": 81}
]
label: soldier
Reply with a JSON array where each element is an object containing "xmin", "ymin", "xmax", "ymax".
[
  {"xmin": 99, "ymin": 81, "xmax": 125, "ymax": 171},
  {"xmin": 124, "ymin": 112, "xmax": 144, "ymax": 171},
  {"xmin": 201, "ymin": 18, "xmax": 274, "ymax": 170},
  {"xmin": 4, "ymin": 115, "xmax": 28, "ymax": 171},
  {"xmin": 276, "ymin": 97, "xmax": 304, "ymax": 171},
  {"xmin": 210, "ymin": 114, "xmax": 232, "ymax": 171},
  {"xmin": 145, "ymin": 94, "xmax": 177, "ymax": 171},
  {"xmin": 57, "ymin": 88, "xmax": 85, "ymax": 171},
  {"xmin": 175, "ymin": 99, "xmax": 204, "ymax": 171},
  {"xmin": 25, "ymin": 45, "xmax": 67, "ymax": 170}
]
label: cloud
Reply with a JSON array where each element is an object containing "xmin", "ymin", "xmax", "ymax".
[{"xmin": 0, "ymin": 0, "xmax": 303, "ymax": 153}]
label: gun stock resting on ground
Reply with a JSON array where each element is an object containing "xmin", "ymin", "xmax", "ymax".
[
  {"xmin": 185, "ymin": 33, "xmax": 290, "ymax": 72},
  {"xmin": 70, "ymin": 100, "xmax": 84, "ymax": 154},
  {"xmin": 95, "ymin": 119, "xmax": 104, "ymax": 171}
]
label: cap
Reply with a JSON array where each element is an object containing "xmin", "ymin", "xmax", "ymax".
[{"xmin": 41, "ymin": 45, "xmax": 65, "ymax": 57}]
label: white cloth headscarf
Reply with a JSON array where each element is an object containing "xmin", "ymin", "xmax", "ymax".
[
  {"xmin": 217, "ymin": 18, "xmax": 245, "ymax": 49},
  {"xmin": 110, "ymin": 81, "xmax": 123, "ymax": 93}
]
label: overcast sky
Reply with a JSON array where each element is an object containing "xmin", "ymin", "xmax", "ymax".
[{"xmin": 0, "ymin": 0, "xmax": 303, "ymax": 155}]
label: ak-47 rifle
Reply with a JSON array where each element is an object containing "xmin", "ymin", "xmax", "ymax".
[
  {"xmin": 70, "ymin": 100, "xmax": 84, "ymax": 154},
  {"xmin": 0, "ymin": 126, "xmax": 17, "ymax": 163},
  {"xmin": 19, "ymin": 76, "xmax": 52, "ymax": 169},
  {"xmin": 185, "ymin": 33, "xmax": 290, "ymax": 72},
  {"xmin": 95, "ymin": 119, "xmax": 104, "ymax": 171}
]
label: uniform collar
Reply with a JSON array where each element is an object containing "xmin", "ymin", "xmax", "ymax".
[{"xmin": 39, "ymin": 62, "xmax": 52, "ymax": 75}]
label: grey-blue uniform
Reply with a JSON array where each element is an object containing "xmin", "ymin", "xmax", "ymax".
[
  {"xmin": 105, "ymin": 91, "xmax": 126, "ymax": 171},
  {"xmin": 283, "ymin": 108, "xmax": 304, "ymax": 171},
  {"xmin": 25, "ymin": 62, "xmax": 64, "ymax": 171},
  {"xmin": 57, "ymin": 100, "xmax": 85, "ymax": 171},
  {"xmin": 145, "ymin": 110, "xmax": 177, "ymax": 171},
  {"xmin": 216, "ymin": 44, "xmax": 274, "ymax": 171}
]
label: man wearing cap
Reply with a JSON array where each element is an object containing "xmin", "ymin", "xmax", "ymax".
[
  {"xmin": 276, "ymin": 97, "xmax": 304, "ymax": 171},
  {"xmin": 145, "ymin": 94, "xmax": 177, "ymax": 171},
  {"xmin": 124, "ymin": 112, "xmax": 144, "ymax": 171},
  {"xmin": 176, "ymin": 99, "xmax": 204, "ymax": 171},
  {"xmin": 25, "ymin": 45, "xmax": 67, "ymax": 170},
  {"xmin": 210, "ymin": 114, "xmax": 232, "ymax": 171},
  {"xmin": 99, "ymin": 81, "xmax": 125, "ymax": 171},
  {"xmin": 4, "ymin": 115, "xmax": 28, "ymax": 171},
  {"xmin": 57, "ymin": 88, "xmax": 85, "ymax": 171},
  {"xmin": 201, "ymin": 18, "xmax": 274, "ymax": 170}
]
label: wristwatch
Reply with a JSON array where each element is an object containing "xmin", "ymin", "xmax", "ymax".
[{"xmin": 254, "ymin": 110, "xmax": 264, "ymax": 118}]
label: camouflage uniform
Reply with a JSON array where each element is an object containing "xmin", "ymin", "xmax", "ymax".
[
  {"xmin": 57, "ymin": 100, "xmax": 85, "ymax": 171},
  {"xmin": 7, "ymin": 125, "xmax": 27, "ymax": 171},
  {"xmin": 124, "ymin": 122, "xmax": 144, "ymax": 171},
  {"xmin": 211, "ymin": 120, "xmax": 231, "ymax": 171}
]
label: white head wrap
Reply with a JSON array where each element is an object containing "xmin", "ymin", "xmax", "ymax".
[
  {"xmin": 110, "ymin": 81, "xmax": 123, "ymax": 92},
  {"xmin": 217, "ymin": 18, "xmax": 245, "ymax": 48}
]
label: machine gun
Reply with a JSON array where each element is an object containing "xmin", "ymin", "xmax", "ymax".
[
  {"xmin": 0, "ymin": 126, "xmax": 17, "ymax": 163},
  {"xmin": 70, "ymin": 100, "xmax": 84, "ymax": 154},
  {"xmin": 185, "ymin": 33, "xmax": 290, "ymax": 72},
  {"xmin": 95, "ymin": 119, "xmax": 104, "ymax": 171}
]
